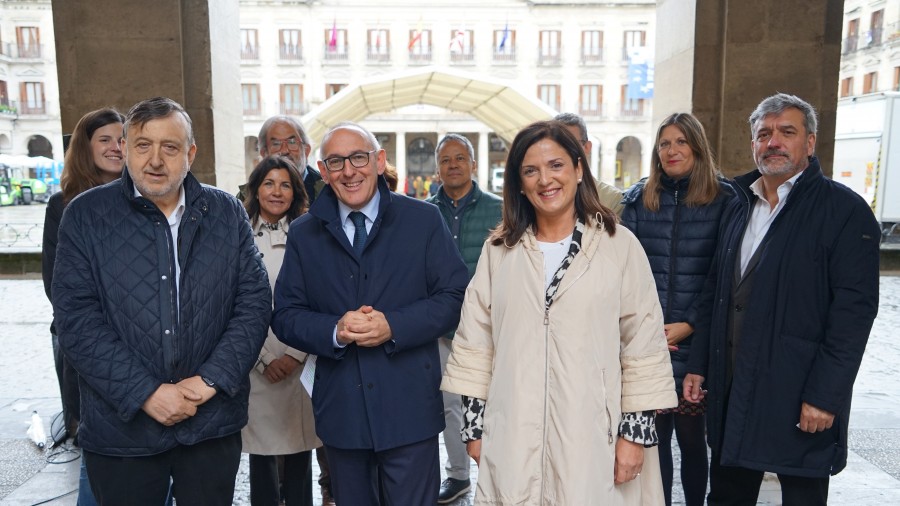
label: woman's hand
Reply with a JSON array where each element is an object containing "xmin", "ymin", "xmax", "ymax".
[
  {"xmin": 466, "ymin": 439, "xmax": 482, "ymax": 466},
  {"xmin": 664, "ymin": 322, "xmax": 694, "ymax": 347},
  {"xmin": 263, "ymin": 355, "xmax": 300, "ymax": 384},
  {"xmin": 614, "ymin": 438, "xmax": 644, "ymax": 485}
]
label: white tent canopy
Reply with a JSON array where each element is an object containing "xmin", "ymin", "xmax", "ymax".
[{"xmin": 302, "ymin": 66, "xmax": 557, "ymax": 146}]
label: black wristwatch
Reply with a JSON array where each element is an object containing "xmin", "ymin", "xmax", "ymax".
[{"xmin": 201, "ymin": 376, "xmax": 219, "ymax": 392}]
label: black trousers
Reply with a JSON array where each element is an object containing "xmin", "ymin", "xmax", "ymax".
[
  {"xmin": 84, "ymin": 432, "xmax": 242, "ymax": 506},
  {"xmin": 708, "ymin": 452, "xmax": 829, "ymax": 506},
  {"xmin": 325, "ymin": 436, "xmax": 439, "ymax": 506},
  {"xmin": 249, "ymin": 451, "xmax": 313, "ymax": 506},
  {"xmin": 51, "ymin": 333, "xmax": 81, "ymax": 438}
]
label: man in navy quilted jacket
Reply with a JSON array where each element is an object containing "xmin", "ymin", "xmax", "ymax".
[{"xmin": 52, "ymin": 97, "xmax": 271, "ymax": 505}]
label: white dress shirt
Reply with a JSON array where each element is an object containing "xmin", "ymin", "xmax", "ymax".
[{"xmin": 739, "ymin": 171, "xmax": 803, "ymax": 276}]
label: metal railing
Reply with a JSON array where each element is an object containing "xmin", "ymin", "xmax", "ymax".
[
  {"xmin": 0, "ymin": 223, "xmax": 43, "ymax": 249},
  {"xmin": 538, "ymin": 50, "xmax": 562, "ymax": 66},
  {"xmin": 408, "ymin": 51, "xmax": 432, "ymax": 64},
  {"xmin": 450, "ymin": 51, "xmax": 475, "ymax": 63},
  {"xmin": 579, "ymin": 104, "xmax": 605, "ymax": 118},
  {"xmin": 323, "ymin": 48, "xmax": 349, "ymax": 62},
  {"xmin": 366, "ymin": 48, "xmax": 391, "ymax": 63},
  {"xmin": 0, "ymin": 42, "xmax": 45, "ymax": 59},
  {"xmin": 241, "ymin": 46, "xmax": 259, "ymax": 60},
  {"xmin": 278, "ymin": 101, "xmax": 310, "ymax": 115},
  {"xmin": 279, "ymin": 46, "xmax": 303, "ymax": 63},
  {"xmin": 492, "ymin": 46, "xmax": 516, "ymax": 63},
  {"xmin": 581, "ymin": 49, "xmax": 604, "ymax": 64},
  {"xmin": 843, "ymin": 35, "xmax": 859, "ymax": 54}
]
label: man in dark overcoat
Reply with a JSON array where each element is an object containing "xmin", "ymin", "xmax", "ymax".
[
  {"xmin": 684, "ymin": 93, "xmax": 880, "ymax": 505},
  {"xmin": 272, "ymin": 122, "xmax": 469, "ymax": 505}
]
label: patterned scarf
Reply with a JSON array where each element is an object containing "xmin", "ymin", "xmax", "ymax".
[{"xmin": 544, "ymin": 218, "xmax": 585, "ymax": 312}]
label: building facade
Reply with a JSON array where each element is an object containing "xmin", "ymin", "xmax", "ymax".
[
  {"xmin": 0, "ymin": 0, "xmax": 62, "ymax": 177},
  {"xmin": 239, "ymin": 0, "xmax": 657, "ymax": 190},
  {"xmin": 839, "ymin": 0, "xmax": 900, "ymax": 99}
]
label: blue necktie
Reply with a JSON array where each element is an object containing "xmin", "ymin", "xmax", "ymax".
[{"xmin": 349, "ymin": 211, "xmax": 367, "ymax": 255}]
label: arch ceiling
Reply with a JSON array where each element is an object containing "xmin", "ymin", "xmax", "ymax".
[{"xmin": 302, "ymin": 66, "xmax": 557, "ymax": 145}]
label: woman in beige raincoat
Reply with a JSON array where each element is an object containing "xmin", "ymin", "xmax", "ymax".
[
  {"xmin": 442, "ymin": 121, "xmax": 677, "ymax": 505},
  {"xmin": 242, "ymin": 156, "xmax": 320, "ymax": 506}
]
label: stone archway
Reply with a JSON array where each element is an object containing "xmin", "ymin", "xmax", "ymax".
[
  {"xmin": 27, "ymin": 135, "xmax": 53, "ymax": 158},
  {"xmin": 615, "ymin": 136, "xmax": 642, "ymax": 189}
]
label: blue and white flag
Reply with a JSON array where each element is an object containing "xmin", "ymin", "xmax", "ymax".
[{"xmin": 626, "ymin": 47, "xmax": 654, "ymax": 99}]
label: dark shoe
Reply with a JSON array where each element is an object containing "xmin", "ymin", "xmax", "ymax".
[
  {"xmin": 321, "ymin": 487, "xmax": 336, "ymax": 506},
  {"xmin": 437, "ymin": 478, "xmax": 471, "ymax": 504}
]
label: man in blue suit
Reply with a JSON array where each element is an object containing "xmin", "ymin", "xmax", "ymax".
[{"xmin": 272, "ymin": 122, "xmax": 469, "ymax": 505}]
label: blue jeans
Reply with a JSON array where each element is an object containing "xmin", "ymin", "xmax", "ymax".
[{"xmin": 77, "ymin": 456, "xmax": 98, "ymax": 506}]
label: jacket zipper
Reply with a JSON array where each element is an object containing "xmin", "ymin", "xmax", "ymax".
[
  {"xmin": 541, "ymin": 304, "xmax": 550, "ymax": 503},
  {"xmin": 666, "ymin": 189, "xmax": 680, "ymax": 321},
  {"xmin": 164, "ymin": 218, "xmax": 178, "ymax": 374}
]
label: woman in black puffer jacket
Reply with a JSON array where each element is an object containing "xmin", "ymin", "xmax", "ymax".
[{"xmin": 621, "ymin": 112, "xmax": 732, "ymax": 506}]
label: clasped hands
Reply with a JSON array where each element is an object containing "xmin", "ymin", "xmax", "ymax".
[
  {"xmin": 682, "ymin": 374, "xmax": 834, "ymax": 433},
  {"xmin": 337, "ymin": 305, "xmax": 392, "ymax": 347},
  {"xmin": 141, "ymin": 376, "xmax": 217, "ymax": 427}
]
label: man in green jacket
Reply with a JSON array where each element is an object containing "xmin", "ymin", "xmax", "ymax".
[{"xmin": 426, "ymin": 133, "xmax": 502, "ymax": 503}]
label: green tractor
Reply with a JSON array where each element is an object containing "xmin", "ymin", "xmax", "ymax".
[{"xmin": 0, "ymin": 166, "xmax": 48, "ymax": 205}]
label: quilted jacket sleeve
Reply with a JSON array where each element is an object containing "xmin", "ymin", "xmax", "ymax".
[
  {"xmin": 196, "ymin": 202, "xmax": 271, "ymax": 398},
  {"xmin": 53, "ymin": 205, "xmax": 161, "ymax": 422}
]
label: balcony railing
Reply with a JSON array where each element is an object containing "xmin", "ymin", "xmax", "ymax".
[
  {"xmin": 581, "ymin": 48, "xmax": 603, "ymax": 64},
  {"xmin": 450, "ymin": 50, "xmax": 475, "ymax": 64},
  {"xmin": 538, "ymin": 50, "xmax": 562, "ymax": 66},
  {"xmin": 323, "ymin": 48, "xmax": 349, "ymax": 62},
  {"xmin": 279, "ymin": 46, "xmax": 303, "ymax": 63},
  {"xmin": 617, "ymin": 102, "xmax": 650, "ymax": 119},
  {"xmin": 0, "ymin": 42, "xmax": 46, "ymax": 60},
  {"xmin": 241, "ymin": 46, "xmax": 259, "ymax": 60},
  {"xmin": 278, "ymin": 101, "xmax": 310, "ymax": 116},
  {"xmin": 366, "ymin": 48, "xmax": 391, "ymax": 64},
  {"xmin": 843, "ymin": 35, "xmax": 859, "ymax": 54},
  {"xmin": 579, "ymin": 104, "xmax": 605, "ymax": 119},
  {"xmin": 492, "ymin": 46, "xmax": 516, "ymax": 64},
  {"xmin": 19, "ymin": 99, "xmax": 47, "ymax": 115},
  {"xmin": 409, "ymin": 50, "xmax": 432, "ymax": 64}
]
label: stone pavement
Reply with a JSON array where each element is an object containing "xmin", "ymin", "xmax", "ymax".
[{"xmin": 1, "ymin": 277, "xmax": 900, "ymax": 505}]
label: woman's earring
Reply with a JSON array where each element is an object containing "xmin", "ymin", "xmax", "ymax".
[{"xmin": 577, "ymin": 179, "xmax": 582, "ymax": 183}]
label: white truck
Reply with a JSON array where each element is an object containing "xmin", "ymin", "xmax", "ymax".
[{"xmin": 833, "ymin": 91, "xmax": 900, "ymax": 240}]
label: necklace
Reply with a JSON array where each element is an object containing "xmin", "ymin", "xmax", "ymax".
[{"xmin": 261, "ymin": 220, "xmax": 280, "ymax": 231}]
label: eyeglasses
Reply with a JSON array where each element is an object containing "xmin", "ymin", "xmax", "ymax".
[
  {"xmin": 268, "ymin": 137, "xmax": 302, "ymax": 151},
  {"xmin": 322, "ymin": 150, "xmax": 376, "ymax": 172}
]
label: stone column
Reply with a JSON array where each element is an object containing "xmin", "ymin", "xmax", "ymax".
[
  {"xmin": 653, "ymin": 0, "xmax": 844, "ymax": 177},
  {"xmin": 478, "ymin": 131, "xmax": 490, "ymax": 191},
  {"xmin": 51, "ymin": 0, "xmax": 244, "ymax": 190},
  {"xmin": 395, "ymin": 131, "xmax": 407, "ymax": 184}
]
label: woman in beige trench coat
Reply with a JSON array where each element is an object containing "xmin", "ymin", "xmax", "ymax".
[
  {"xmin": 242, "ymin": 156, "xmax": 320, "ymax": 506},
  {"xmin": 442, "ymin": 121, "xmax": 677, "ymax": 505}
]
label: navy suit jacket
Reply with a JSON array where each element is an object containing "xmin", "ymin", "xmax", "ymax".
[{"xmin": 272, "ymin": 176, "xmax": 468, "ymax": 451}]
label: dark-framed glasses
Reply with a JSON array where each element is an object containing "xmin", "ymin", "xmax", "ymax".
[
  {"xmin": 323, "ymin": 150, "xmax": 376, "ymax": 172},
  {"xmin": 269, "ymin": 137, "xmax": 302, "ymax": 151}
]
